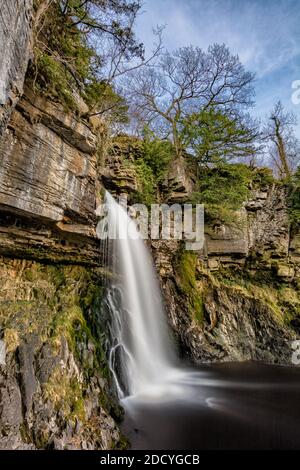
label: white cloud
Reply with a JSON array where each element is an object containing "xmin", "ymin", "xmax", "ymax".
[
  {"xmin": 137, "ymin": 0, "xmax": 300, "ymax": 75},
  {"xmin": 135, "ymin": 0, "xmax": 300, "ymax": 137}
]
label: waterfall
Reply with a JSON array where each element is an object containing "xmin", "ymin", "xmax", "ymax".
[{"xmin": 102, "ymin": 192, "xmax": 177, "ymax": 399}]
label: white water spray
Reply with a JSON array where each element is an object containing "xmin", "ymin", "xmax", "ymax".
[{"xmin": 103, "ymin": 192, "xmax": 179, "ymax": 398}]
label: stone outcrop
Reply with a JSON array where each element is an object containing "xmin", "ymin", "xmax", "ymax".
[
  {"xmin": 154, "ymin": 239, "xmax": 299, "ymax": 365},
  {"xmin": 0, "ymin": 87, "xmax": 103, "ymax": 264},
  {"xmin": 0, "ymin": 0, "xmax": 33, "ymax": 136},
  {"xmin": 0, "ymin": 5, "xmax": 123, "ymax": 450},
  {"xmin": 165, "ymin": 156, "xmax": 195, "ymax": 203},
  {"xmin": 203, "ymin": 184, "xmax": 293, "ymax": 270},
  {"xmin": 0, "ymin": 259, "xmax": 123, "ymax": 450},
  {"xmin": 0, "ymin": 87, "xmax": 97, "ymax": 223},
  {"xmin": 290, "ymin": 233, "xmax": 300, "ymax": 263},
  {"xmin": 100, "ymin": 138, "xmax": 139, "ymax": 195},
  {"xmin": 151, "ymin": 181, "xmax": 299, "ymax": 365}
]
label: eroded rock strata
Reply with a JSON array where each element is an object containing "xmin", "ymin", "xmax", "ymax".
[{"xmin": 0, "ymin": 0, "xmax": 299, "ymax": 451}]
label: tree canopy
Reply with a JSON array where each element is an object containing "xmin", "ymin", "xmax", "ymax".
[
  {"xmin": 181, "ymin": 109, "xmax": 259, "ymax": 166},
  {"xmin": 125, "ymin": 44, "xmax": 255, "ymax": 156},
  {"xmin": 263, "ymin": 101, "xmax": 300, "ymax": 179}
]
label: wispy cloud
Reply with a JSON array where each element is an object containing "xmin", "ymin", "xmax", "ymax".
[{"xmin": 136, "ymin": 0, "xmax": 300, "ymax": 136}]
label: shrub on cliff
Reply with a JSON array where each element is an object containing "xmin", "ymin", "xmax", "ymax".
[
  {"xmin": 181, "ymin": 108, "xmax": 259, "ymax": 166},
  {"xmin": 133, "ymin": 130, "xmax": 173, "ymax": 205},
  {"xmin": 288, "ymin": 167, "xmax": 300, "ymax": 226},
  {"xmin": 29, "ymin": 0, "xmax": 143, "ymax": 119},
  {"xmin": 191, "ymin": 163, "xmax": 257, "ymax": 224}
]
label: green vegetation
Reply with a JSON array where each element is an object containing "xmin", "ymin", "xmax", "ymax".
[
  {"xmin": 30, "ymin": 0, "xmax": 142, "ymax": 119},
  {"xmin": 288, "ymin": 167, "xmax": 300, "ymax": 225},
  {"xmin": 216, "ymin": 267, "xmax": 300, "ymax": 326},
  {"xmin": 43, "ymin": 368, "xmax": 86, "ymax": 422},
  {"xmin": 113, "ymin": 131, "xmax": 174, "ymax": 205},
  {"xmin": 177, "ymin": 251, "xmax": 205, "ymax": 324},
  {"xmin": 0, "ymin": 260, "xmax": 116, "ymax": 426},
  {"xmin": 182, "ymin": 108, "xmax": 258, "ymax": 165},
  {"xmin": 190, "ymin": 163, "xmax": 252, "ymax": 224},
  {"xmin": 134, "ymin": 131, "xmax": 173, "ymax": 205},
  {"xmin": 31, "ymin": 1, "xmax": 94, "ymax": 108}
]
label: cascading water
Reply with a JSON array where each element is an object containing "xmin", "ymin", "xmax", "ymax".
[
  {"xmin": 102, "ymin": 192, "xmax": 178, "ymax": 398},
  {"xmin": 98, "ymin": 193, "xmax": 300, "ymax": 450}
]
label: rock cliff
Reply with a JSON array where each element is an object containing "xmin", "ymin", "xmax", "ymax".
[
  {"xmin": 0, "ymin": 259, "xmax": 122, "ymax": 450},
  {"xmin": 0, "ymin": 0, "xmax": 299, "ymax": 451},
  {"xmin": 152, "ymin": 183, "xmax": 300, "ymax": 364},
  {"xmin": 0, "ymin": 86, "xmax": 102, "ymax": 264},
  {"xmin": 103, "ymin": 138, "xmax": 300, "ymax": 364},
  {"xmin": 0, "ymin": 0, "xmax": 33, "ymax": 136},
  {"xmin": 0, "ymin": 1, "xmax": 124, "ymax": 450}
]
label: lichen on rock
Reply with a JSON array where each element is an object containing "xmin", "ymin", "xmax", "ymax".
[{"xmin": 0, "ymin": 258, "xmax": 123, "ymax": 450}]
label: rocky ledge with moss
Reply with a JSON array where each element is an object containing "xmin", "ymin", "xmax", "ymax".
[
  {"xmin": 0, "ymin": 258, "xmax": 126, "ymax": 450},
  {"xmin": 0, "ymin": 0, "xmax": 300, "ymax": 451}
]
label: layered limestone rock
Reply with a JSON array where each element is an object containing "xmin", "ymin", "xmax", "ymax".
[
  {"xmin": 153, "ymin": 241, "xmax": 299, "ymax": 365},
  {"xmin": 0, "ymin": 5, "xmax": 124, "ymax": 449},
  {"xmin": 0, "ymin": 0, "xmax": 33, "ymax": 135},
  {"xmin": 204, "ymin": 184, "xmax": 293, "ymax": 270},
  {"xmin": 0, "ymin": 87, "xmax": 102, "ymax": 264},
  {"xmin": 100, "ymin": 137, "xmax": 139, "ymax": 195},
  {"xmin": 0, "ymin": 87, "xmax": 97, "ymax": 222},
  {"xmin": 165, "ymin": 156, "xmax": 195, "ymax": 203},
  {"xmin": 150, "ymin": 180, "xmax": 299, "ymax": 365}
]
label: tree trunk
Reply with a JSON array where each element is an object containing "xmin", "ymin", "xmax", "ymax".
[{"xmin": 274, "ymin": 117, "xmax": 291, "ymax": 179}]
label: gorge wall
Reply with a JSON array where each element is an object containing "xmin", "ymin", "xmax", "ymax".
[
  {"xmin": 0, "ymin": 2, "xmax": 124, "ymax": 449},
  {"xmin": 0, "ymin": 0, "xmax": 299, "ymax": 450},
  {"xmin": 105, "ymin": 138, "xmax": 300, "ymax": 365}
]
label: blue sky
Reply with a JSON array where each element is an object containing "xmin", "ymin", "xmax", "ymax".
[{"xmin": 135, "ymin": 0, "xmax": 300, "ymax": 137}]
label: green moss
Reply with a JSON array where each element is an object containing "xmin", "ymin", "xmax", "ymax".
[
  {"xmin": 177, "ymin": 251, "xmax": 205, "ymax": 324},
  {"xmin": 190, "ymin": 164, "xmax": 276, "ymax": 226},
  {"xmin": 115, "ymin": 132, "xmax": 173, "ymax": 206},
  {"xmin": 113, "ymin": 434, "xmax": 130, "ymax": 450},
  {"xmin": 287, "ymin": 167, "xmax": 300, "ymax": 226},
  {"xmin": 0, "ymin": 257, "xmax": 121, "ymax": 449},
  {"xmin": 43, "ymin": 368, "xmax": 86, "ymax": 423},
  {"xmin": 216, "ymin": 267, "xmax": 300, "ymax": 327},
  {"xmin": 50, "ymin": 305, "xmax": 85, "ymax": 350},
  {"xmin": 191, "ymin": 163, "xmax": 255, "ymax": 224},
  {"xmin": 19, "ymin": 424, "xmax": 30, "ymax": 444}
]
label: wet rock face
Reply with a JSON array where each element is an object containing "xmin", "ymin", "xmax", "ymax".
[
  {"xmin": 0, "ymin": 259, "xmax": 122, "ymax": 450},
  {"xmin": 203, "ymin": 184, "xmax": 291, "ymax": 268},
  {"xmin": 0, "ymin": 0, "xmax": 33, "ymax": 135},
  {"xmin": 153, "ymin": 239, "xmax": 299, "ymax": 365},
  {"xmin": 190, "ymin": 287, "xmax": 296, "ymax": 364},
  {"xmin": 0, "ymin": 88, "xmax": 103, "ymax": 264},
  {"xmin": 0, "ymin": 4, "xmax": 104, "ymax": 264},
  {"xmin": 0, "ymin": 88, "xmax": 97, "ymax": 223}
]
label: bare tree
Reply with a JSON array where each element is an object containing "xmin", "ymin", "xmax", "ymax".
[
  {"xmin": 87, "ymin": 26, "xmax": 164, "ymax": 119},
  {"xmin": 264, "ymin": 101, "xmax": 300, "ymax": 178},
  {"xmin": 124, "ymin": 44, "xmax": 255, "ymax": 157},
  {"xmin": 32, "ymin": 0, "xmax": 159, "ymax": 121}
]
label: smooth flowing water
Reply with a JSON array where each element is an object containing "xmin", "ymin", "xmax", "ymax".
[
  {"xmin": 103, "ymin": 191, "xmax": 180, "ymax": 398},
  {"xmin": 101, "ymin": 193, "xmax": 300, "ymax": 450}
]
